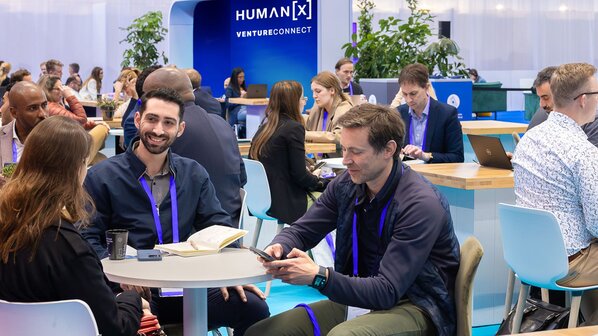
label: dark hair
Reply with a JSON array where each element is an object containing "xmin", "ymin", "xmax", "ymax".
[
  {"xmin": 336, "ymin": 103, "xmax": 405, "ymax": 159},
  {"xmin": 136, "ymin": 65, "xmax": 163, "ymax": 98},
  {"xmin": 65, "ymin": 75, "xmax": 80, "ymax": 86},
  {"xmin": 9, "ymin": 69, "xmax": 31, "ymax": 83},
  {"xmin": 82, "ymin": 67, "xmax": 103, "ymax": 92},
  {"xmin": 140, "ymin": 88, "xmax": 185, "ymax": 120},
  {"xmin": 45, "ymin": 59, "xmax": 63, "ymax": 73},
  {"xmin": 250, "ymin": 80, "xmax": 304, "ymax": 159},
  {"xmin": 69, "ymin": 63, "xmax": 80, "ymax": 73},
  {"xmin": 533, "ymin": 66, "xmax": 558, "ymax": 89},
  {"xmin": 0, "ymin": 116, "xmax": 93, "ymax": 263},
  {"xmin": 398, "ymin": 63, "xmax": 429, "ymax": 88},
  {"xmin": 229, "ymin": 67, "xmax": 247, "ymax": 93},
  {"xmin": 335, "ymin": 57, "xmax": 353, "ymax": 71},
  {"xmin": 468, "ymin": 68, "xmax": 479, "ymax": 79}
]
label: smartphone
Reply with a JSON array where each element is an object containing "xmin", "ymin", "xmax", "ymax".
[
  {"xmin": 249, "ymin": 246, "xmax": 275, "ymax": 262},
  {"xmin": 137, "ymin": 249, "xmax": 163, "ymax": 261},
  {"xmin": 311, "ymin": 161, "xmax": 326, "ymax": 172}
]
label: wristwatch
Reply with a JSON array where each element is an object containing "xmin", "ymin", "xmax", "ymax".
[{"xmin": 310, "ymin": 265, "xmax": 328, "ymax": 290}]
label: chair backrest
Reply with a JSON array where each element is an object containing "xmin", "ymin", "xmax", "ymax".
[
  {"xmin": 498, "ymin": 203, "xmax": 569, "ymax": 290},
  {"xmin": 512, "ymin": 131, "xmax": 521, "ymax": 145},
  {"xmin": 239, "ymin": 188, "xmax": 247, "ymax": 230},
  {"xmin": 0, "ymin": 299, "xmax": 99, "ymax": 336},
  {"xmin": 242, "ymin": 158, "xmax": 273, "ymax": 219},
  {"xmin": 455, "ymin": 236, "xmax": 484, "ymax": 336}
]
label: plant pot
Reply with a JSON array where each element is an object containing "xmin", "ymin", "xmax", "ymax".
[{"xmin": 101, "ymin": 107, "xmax": 115, "ymax": 121}]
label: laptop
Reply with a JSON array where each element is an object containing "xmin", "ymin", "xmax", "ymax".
[
  {"xmin": 467, "ymin": 134, "xmax": 513, "ymax": 170},
  {"xmin": 245, "ymin": 84, "xmax": 267, "ymax": 98}
]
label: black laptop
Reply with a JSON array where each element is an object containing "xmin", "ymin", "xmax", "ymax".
[
  {"xmin": 467, "ymin": 134, "xmax": 513, "ymax": 170},
  {"xmin": 245, "ymin": 84, "xmax": 267, "ymax": 98}
]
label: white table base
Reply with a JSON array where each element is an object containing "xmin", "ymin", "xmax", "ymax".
[{"xmin": 184, "ymin": 288, "xmax": 207, "ymax": 336}]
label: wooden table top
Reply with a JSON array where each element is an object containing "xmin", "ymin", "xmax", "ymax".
[
  {"xmin": 517, "ymin": 326, "xmax": 598, "ymax": 335},
  {"xmin": 79, "ymin": 100, "xmax": 97, "ymax": 107},
  {"xmin": 460, "ymin": 120, "xmax": 528, "ymax": 135},
  {"xmin": 409, "ymin": 162, "xmax": 513, "ymax": 190},
  {"xmin": 228, "ymin": 98, "xmax": 269, "ymax": 105},
  {"xmin": 238, "ymin": 142, "xmax": 336, "ymax": 156}
]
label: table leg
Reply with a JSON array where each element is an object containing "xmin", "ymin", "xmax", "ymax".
[{"xmin": 183, "ymin": 288, "xmax": 207, "ymax": 336}]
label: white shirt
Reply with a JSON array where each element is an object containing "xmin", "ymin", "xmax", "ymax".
[
  {"xmin": 11, "ymin": 121, "xmax": 24, "ymax": 162},
  {"xmin": 512, "ymin": 112, "xmax": 598, "ymax": 256}
]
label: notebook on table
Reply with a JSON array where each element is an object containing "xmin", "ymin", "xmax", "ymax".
[
  {"xmin": 245, "ymin": 84, "xmax": 267, "ymax": 98},
  {"xmin": 467, "ymin": 134, "xmax": 513, "ymax": 170}
]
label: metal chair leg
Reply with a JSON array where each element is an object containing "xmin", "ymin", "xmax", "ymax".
[
  {"xmin": 512, "ymin": 284, "xmax": 531, "ymax": 334},
  {"xmin": 251, "ymin": 218, "xmax": 263, "ymax": 248},
  {"xmin": 505, "ymin": 269, "xmax": 516, "ymax": 319}
]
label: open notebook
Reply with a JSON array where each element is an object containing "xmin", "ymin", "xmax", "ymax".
[{"xmin": 155, "ymin": 225, "xmax": 247, "ymax": 257}]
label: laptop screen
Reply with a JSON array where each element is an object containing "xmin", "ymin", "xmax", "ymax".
[{"xmin": 467, "ymin": 134, "xmax": 513, "ymax": 170}]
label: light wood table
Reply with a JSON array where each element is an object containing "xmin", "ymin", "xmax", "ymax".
[
  {"xmin": 518, "ymin": 326, "xmax": 598, "ymax": 335},
  {"xmin": 410, "ymin": 162, "xmax": 515, "ymax": 326},
  {"xmin": 228, "ymin": 98, "xmax": 269, "ymax": 139},
  {"xmin": 102, "ymin": 248, "xmax": 270, "ymax": 336},
  {"xmin": 460, "ymin": 120, "xmax": 528, "ymax": 163},
  {"xmin": 79, "ymin": 100, "xmax": 97, "ymax": 107},
  {"xmin": 238, "ymin": 142, "xmax": 336, "ymax": 157}
]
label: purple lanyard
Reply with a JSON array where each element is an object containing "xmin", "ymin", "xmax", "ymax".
[
  {"xmin": 348, "ymin": 82, "xmax": 354, "ymax": 96},
  {"xmin": 352, "ymin": 197, "xmax": 392, "ymax": 277},
  {"xmin": 294, "ymin": 304, "xmax": 321, "ymax": 336},
  {"xmin": 322, "ymin": 110, "xmax": 328, "ymax": 131},
  {"xmin": 409, "ymin": 114, "xmax": 429, "ymax": 151},
  {"xmin": 325, "ymin": 234, "xmax": 335, "ymax": 260},
  {"xmin": 139, "ymin": 175, "xmax": 179, "ymax": 244},
  {"xmin": 12, "ymin": 139, "xmax": 17, "ymax": 163}
]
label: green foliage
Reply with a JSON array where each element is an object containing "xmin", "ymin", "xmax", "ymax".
[
  {"xmin": 120, "ymin": 11, "xmax": 169, "ymax": 70},
  {"xmin": 96, "ymin": 96, "xmax": 120, "ymax": 110},
  {"xmin": 342, "ymin": 0, "xmax": 467, "ymax": 79},
  {"xmin": 2, "ymin": 163, "xmax": 16, "ymax": 178}
]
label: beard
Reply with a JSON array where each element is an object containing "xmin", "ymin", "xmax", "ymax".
[{"xmin": 139, "ymin": 131, "xmax": 172, "ymax": 155}]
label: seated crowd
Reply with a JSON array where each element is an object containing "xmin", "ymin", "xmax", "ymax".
[{"xmin": 0, "ymin": 57, "xmax": 596, "ymax": 336}]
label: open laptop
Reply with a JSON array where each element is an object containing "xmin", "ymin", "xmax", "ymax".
[
  {"xmin": 245, "ymin": 84, "xmax": 267, "ymax": 98},
  {"xmin": 467, "ymin": 134, "xmax": 513, "ymax": 170}
]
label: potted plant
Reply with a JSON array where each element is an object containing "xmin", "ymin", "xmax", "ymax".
[
  {"xmin": 120, "ymin": 11, "xmax": 169, "ymax": 69},
  {"xmin": 97, "ymin": 96, "xmax": 119, "ymax": 121}
]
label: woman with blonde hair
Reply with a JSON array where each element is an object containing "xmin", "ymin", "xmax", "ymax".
[
  {"xmin": 0, "ymin": 116, "xmax": 148, "ymax": 336},
  {"xmin": 249, "ymin": 80, "xmax": 326, "ymax": 224},
  {"xmin": 113, "ymin": 69, "xmax": 139, "ymax": 118},
  {"xmin": 305, "ymin": 71, "xmax": 353, "ymax": 144},
  {"xmin": 80, "ymin": 66, "xmax": 104, "ymax": 100}
]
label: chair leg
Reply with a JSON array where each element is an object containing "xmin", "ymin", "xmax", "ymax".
[
  {"xmin": 504, "ymin": 269, "xmax": 516, "ymax": 319},
  {"xmin": 541, "ymin": 288, "xmax": 550, "ymax": 303},
  {"xmin": 251, "ymin": 218, "xmax": 263, "ymax": 248},
  {"xmin": 566, "ymin": 291, "xmax": 572, "ymax": 308},
  {"xmin": 568, "ymin": 292, "xmax": 583, "ymax": 328},
  {"xmin": 512, "ymin": 284, "xmax": 531, "ymax": 334}
]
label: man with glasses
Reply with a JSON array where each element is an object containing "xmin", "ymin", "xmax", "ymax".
[
  {"xmin": 513, "ymin": 63, "xmax": 598, "ymax": 323},
  {"xmin": 527, "ymin": 66, "xmax": 598, "ymax": 146}
]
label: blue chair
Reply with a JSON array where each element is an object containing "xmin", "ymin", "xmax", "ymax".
[
  {"xmin": 498, "ymin": 203, "xmax": 598, "ymax": 333},
  {"xmin": 0, "ymin": 299, "xmax": 98, "ymax": 336}
]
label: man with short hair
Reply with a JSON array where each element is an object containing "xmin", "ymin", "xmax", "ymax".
[
  {"xmin": 39, "ymin": 61, "xmax": 47, "ymax": 77},
  {"xmin": 65, "ymin": 75, "xmax": 82, "ymax": 100},
  {"xmin": 527, "ymin": 66, "xmax": 598, "ymax": 146},
  {"xmin": 143, "ymin": 67, "xmax": 247, "ymax": 227},
  {"xmin": 335, "ymin": 57, "xmax": 363, "ymax": 95},
  {"xmin": 246, "ymin": 103, "xmax": 460, "ymax": 336},
  {"xmin": 82, "ymin": 88, "xmax": 269, "ymax": 334},
  {"xmin": 184, "ymin": 68, "xmax": 223, "ymax": 116},
  {"xmin": 9, "ymin": 69, "xmax": 32, "ymax": 83},
  {"xmin": 513, "ymin": 63, "xmax": 598, "ymax": 322},
  {"xmin": 45, "ymin": 59, "xmax": 63, "ymax": 78},
  {"xmin": 0, "ymin": 81, "xmax": 48, "ymax": 167},
  {"xmin": 397, "ymin": 63, "xmax": 464, "ymax": 163}
]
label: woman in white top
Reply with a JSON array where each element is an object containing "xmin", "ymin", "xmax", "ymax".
[{"xmin": 79, "ymin": 67, "xmax": 103, "ymax": 100}]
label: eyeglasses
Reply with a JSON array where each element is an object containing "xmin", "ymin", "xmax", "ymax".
[{"xmin": 573, "ymin": 91, "xmax": 598, "ymax": 100}]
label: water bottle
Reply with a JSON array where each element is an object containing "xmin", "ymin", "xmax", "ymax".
[{"xmin": 368, "ymin": 95, "xmax": 377, "ymax": 104}]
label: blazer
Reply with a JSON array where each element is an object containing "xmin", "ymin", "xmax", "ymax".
[
  {"xmin": 305, "ymin": 97, "xmax": 354, "ymax": 144},
  {"xmin": 0, "ymin": 120, "xmax": 14, "ymax": 167},
  {"xmin": 0, "ymin": 220, "xmax": 142, "ymax": 336},
  {"xmin": 398, "ymin": 98, "xmax": 464, "ymax": 163},
  {"xmin": 249, "ymin": 116, "xmax": 320, "ymax": 224},
  {"xmin": 194, "ymin": 88, "xmax": 223, "ymax": 116}
]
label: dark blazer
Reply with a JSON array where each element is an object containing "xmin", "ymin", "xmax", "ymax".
[
  {"xmin": 398, "ymin": 98, "xmax": 464, "ymax": 163},
  {"xmin": 0, "ymin": 220, "xmax": 142, "ymax": 336},
  {"xmin": 194, "ymin": 88, "xmax": 223, "ymax": 117},
  {"xmin": 249, "ymin": 116, "xmax": 320, "ymax": 224}
]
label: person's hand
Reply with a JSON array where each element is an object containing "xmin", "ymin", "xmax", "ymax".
[
  {"xmin": 241, "ymin": 90, "xmax": 247, "ymax": 98},
  {"xmin": 262, "ymin": 244, "xmax": 284, "ymax": 261},
  {"xmin": 83, "ymin": 120, "xmax": 97, "ymax": 130},
  {"xmin": 402, "ymin": 145, "xmax": 432, "ymax": 161},
  {"xmin": 124, "ymin": 78, "xmax": 138, "ymax": 99},
  {"xmin": 121, "ymin": 284, "xmax": 152, "ymax": 301},
  {"xmin": 506, "ymin": 151, "xmax": 513, "ymax": 160},
  {"xmin": 113, "ymin": 80, "xmax": 124, "ymax": 92},
  {"xmin": 263, "ymin": 248, "xmax": 320, "ymax": 286},
  {"xmin": 61, "ymin": 85, "xmax": 75, "ymax": 98},
  {"xmin": 220, "ymin": 284, "xmax": 266, "ymax": 302},
  {"xmin": 311, "ymin": 168, "xmax": 321, "ymax": 177}
]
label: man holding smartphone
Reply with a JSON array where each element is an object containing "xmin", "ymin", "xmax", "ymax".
[{"xmin": 246, "ymin": 104, "xmax": 460, "ymax": 336}]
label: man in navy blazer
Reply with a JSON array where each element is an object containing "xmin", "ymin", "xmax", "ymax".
[
  {"xmin": 185, "ymin": 68, "xmax": 224, "ymax": 117},
  {"xmin": 397, "ymin": 63, "xmax": 464, "ymax": 163}
]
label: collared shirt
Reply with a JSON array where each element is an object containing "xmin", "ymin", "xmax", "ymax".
[
  {"xmin": 408, "ymin": 96, "xmax": 431, "ymax": 149},
  {"xmin": 132, "ymin": 141, "xmax": 172, "ymax": 206},
  {"xmin": 350, "ymin": 160, "xmax": 401, "ymax": 277},
  {"xmin": 512, "ymin": 112, "xmax": 598, "ymax": 256},
  {"xmin": 11, "ymin": 121, "xmax": 25, "ymax": 162}
]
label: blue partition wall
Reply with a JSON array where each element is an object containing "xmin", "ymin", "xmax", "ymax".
[{"xmin": 193, "ymin": 0, "xmax": 318, "ymax": 101}]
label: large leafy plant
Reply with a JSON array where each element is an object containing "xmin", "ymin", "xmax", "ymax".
[
  {"xmin": 120, "ymin": 11, "xmax": 169, "ymax": 69},
  {"xmin": 343, "ymin": 0, "xmax": 467, "ymax": 79}
]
